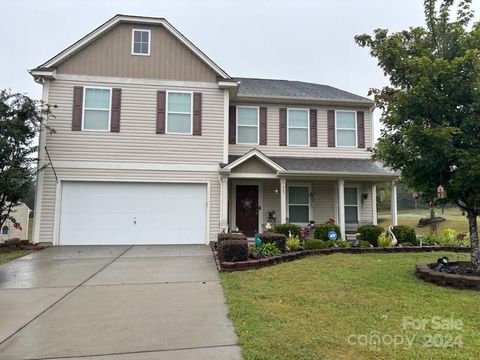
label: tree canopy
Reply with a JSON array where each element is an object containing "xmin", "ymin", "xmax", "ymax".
[
  {"xmin": 355, "ymin": 0, "xmax": 480, "ymax": 267},
  {"xmin": 0, "ymin": 90, "xmax": 53, "ymax": 230}
]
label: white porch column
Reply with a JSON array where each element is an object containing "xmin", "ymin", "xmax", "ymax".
[
  {"xmin": 372, "ymin": 184, "xmax": 378, "ymax": 225},
  {"xmin": 280, "ymin": 178, "xmax": 287, "ymax": 224},
  {"xmin": 338, "ymin": 179, "xmax": 345, "ymax": 239},
  {"xmin": 220, "ymin": 175, "xmax": 229, "ymax": 231},
  {"xmin": 391, "ymin": 181, "xmax": 398, "ymax": 226}
]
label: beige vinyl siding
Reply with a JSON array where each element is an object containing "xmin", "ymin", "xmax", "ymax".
[
  {"xmin": 0, "ymin": 204, "xmax": 30, "ymax": 242},
  {"xmin": 262, "ymin": 180, "xmax": 281, "ymax": 224},
  {"xmin": 46, "ymin": 79, "xmax": 224, "ymax": 164},
  {"xmin": 37, "ymin": 167, "xmax": 221, "ymax": 244},
  {"xmin": 229, "ymin": 103, "xmax": 372, "ymax": 159},
  {"xmin": 360, "ymin": 183, "xmax": 373, "ymax": 223},
  {"xmin": 311, "ymin": 181, "xmax": 336, "ymax": 223},
  {"xmin": 231, "ymin": 158, "xmax": 276, "ymax": 174},
  {"xmin": 56, "ymin": 23, "xmax": 217, "ymax": 82}
]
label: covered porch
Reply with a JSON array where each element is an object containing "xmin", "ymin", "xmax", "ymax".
[{"xmin": 219, "ymin": 150, "xmax": 400, "ymax": 239}]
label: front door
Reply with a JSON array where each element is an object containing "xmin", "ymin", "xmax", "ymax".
[{"xmin": 235, "ymin": 185, "xmax": 259, "ymax": 237}]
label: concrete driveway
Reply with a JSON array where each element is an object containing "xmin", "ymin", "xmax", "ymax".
[{"xmin": 0, "ymin": 245, "xmax": 241, "ymax": 359}]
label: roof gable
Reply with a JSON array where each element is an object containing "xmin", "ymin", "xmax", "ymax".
[
  {"xmin": 231, "ymin": 157, "xmax": 277, "ymax": 174},
  {"xmin": 222, "ymin": 149, "xmax": 285, "ymax": 173},
  {"xmin": 34, "ymin": 15, "xmax": 229, "ymax": 79}
]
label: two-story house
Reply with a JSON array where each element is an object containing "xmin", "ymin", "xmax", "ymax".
[{"xmin": 29, "ymin": 14, "xmax": 399, "ymax": 246}]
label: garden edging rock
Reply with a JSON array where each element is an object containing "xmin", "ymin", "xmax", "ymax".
[{"xmin": 212, "ymin": 245, "xmax": 470, "ymax": 272}]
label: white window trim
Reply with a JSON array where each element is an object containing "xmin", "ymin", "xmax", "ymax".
[
  {"xmin": 166, "ymin": 90, "xmax": 193, "ymax": 135},
  {"xmin": 344, "ymin": 186, "xmax": 361, "ymax": 224},
  {"xmin": 287, "ymin": 184, "xmax": 312, "ymax": 225},
  {"xmin": 335, "ymin": 110, "xmax": 357, "ymax": 148},
  {"xmin": 131, "ymin": 29, "xmax": 151, "ymax": 56},
  {"xmin": 82, "ymin": 86, "xmax": 112, "ymax": 132},
  {"xmin": 287, "ymin": 108, "xmax": 310, "ymax": 147},
  {"xmin": 236, "ymin": 106, "xmax": 260, "ymax": 145}
]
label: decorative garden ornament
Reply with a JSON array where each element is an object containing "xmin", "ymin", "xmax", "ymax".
[
  {"xmin": 437, "ymin": 185, "xmax": 447, "ymax": 199},
  {"xmin": 254, "ymin": 232, "xmax": 262, "ymax": 247}
]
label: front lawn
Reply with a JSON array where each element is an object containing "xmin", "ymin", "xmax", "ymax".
[
  {"xmin": 378, "ymin": 208, "xmax": 471, "ymax": 236},
  {"xmin": 0, "ymin": 250, "xmax": 31, "ymax": 265},
  {"xmin": 221, "ymin": 252, "xmax": 480, "ymax": 360}
]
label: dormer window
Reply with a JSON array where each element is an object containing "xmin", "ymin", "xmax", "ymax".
[{"xmin": 132, "ymin": 29, "xmax": 151, "ymax": 55}]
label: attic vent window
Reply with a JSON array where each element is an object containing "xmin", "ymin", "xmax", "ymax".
[{"xmin": 132, "ymin": 29, "xmax": 150, "ymax": 55}]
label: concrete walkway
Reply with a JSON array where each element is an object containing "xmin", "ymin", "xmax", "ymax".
[{"xmin": 0, "ymin": 245, "xmax": 241, "ymax": 359}]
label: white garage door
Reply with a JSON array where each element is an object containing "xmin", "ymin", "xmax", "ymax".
[{"xmin": 59, "ymin": 182, "xmax": 207, "ymax": 245}]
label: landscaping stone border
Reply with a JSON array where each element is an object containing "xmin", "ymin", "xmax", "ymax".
[
  {"xmin": 211, "ymin": 245, "xmax": 470, "ymax": 272},
  {"xmin": 416, "ymin": 262, "xmax": 480, "ymax": 291}
]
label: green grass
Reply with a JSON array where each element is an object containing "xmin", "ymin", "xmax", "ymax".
[
  {"xmin": 221, "ymin": 252, "xmax": 479, "ymax": 360},
  {"xmin": 0, "ymin": 250, "xmax": 31, "ymax": 265},
  {"xmin": 378, "ymin": 208, "xmax": 470, "ymax": 236}
]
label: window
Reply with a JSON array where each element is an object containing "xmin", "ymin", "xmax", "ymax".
[
  {"xmin": 237, "ymin": 107, "xmax": 259, "ymax": 144},
  {"xmin": 132, "ymin": 29, "xmax": 150, "ymax": 55},
  {"xmin": 83, "ymin": 87, "xmax": 111, "ymax": 131},
  {"xmin": 2, "ymin": 226, "xmax": 9, "ymax": 235},
  {"xmin": 336, "ymin": 111, "xmax": 357, "ymax": 147},
  {"xmin": 288, "ymin": 109, "xmax": 309, "ymax": 146},
  {"xmin": 344, "ymin": 187, "xmax": 359, "ymax": 223},
  {"xmin": 288, "ymin": 186, "xmax": 310, "ymax": 223},
  {"xmin": 167, "ymin": 92, "xmax": 192, "ymax": 134}
]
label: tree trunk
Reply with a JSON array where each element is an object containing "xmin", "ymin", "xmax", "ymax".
[{"xmin": 467, "ymin": 211, "xmax": 480, "ymax": 269}]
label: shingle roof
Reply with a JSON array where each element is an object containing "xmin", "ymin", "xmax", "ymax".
[
  {"xmin": 227, "ymin": 155, "xmax": 398, "ymax": 177},
  {"xmin": 233, "ymin": 77, "xmax": 373, "ymax": 104}
]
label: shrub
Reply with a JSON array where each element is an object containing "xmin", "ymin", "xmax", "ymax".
[
  {"xmin": 432, "ymin": 230, "xmax": 470, "ymax": 247},
  {"xmin": 218, "ymin": 239, "xmax": 248, "ymax": 262},
  {"xmin": 391, "ymin": 225, "xmax": 417, "ymax": 245},
  {"xmin": 357, "ymin": 240, "xmax": 371, "ymax": 248},
  {"xmin": 377, "ymin": 233, "xmax": 391, "ymax": 247},
  {"xmin": 275, "ymin": 224, "xmax": 301, "ymax": 237},
  {"xmin": 260, "ymin": 232, "xmax": 287, "ymax": 252},
  {"xmin": 418, "ymin": 234, "xmax": 440, "ymax": 246},
  {"xmin": 256, "ymin": 243, "xmax": 281, "ymax": 257},
  {"xmin": 330, "ymin": 240, "xmax": 351, "ymax": 248},
  {"xmin": 443, "ymin": 228, "xmax": 457, "ymax": 244},
  {"xmin": 399, "ymin": 242, "xmax": 415, "ymax": 246},
  {"xmin": 357, "ymin": 224, "xmax": 384, "ymax": 246},
  {"xmin": 286, "ymin": 236, "xmax": 301, "ymax": 251},
  {"xmin": 314, "ymin": 223, "xmax": 342, "ymax": 241},
  {"xmin": 304, "ymin": 239, "xmax": 330, "ymax": 249},
  {"xmin": 217, "ymin": 232, "xmax": 247, "ymax": 244}
]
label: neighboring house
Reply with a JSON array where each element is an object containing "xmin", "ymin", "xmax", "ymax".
[
  {"xmin": 29, "ymin": 14, "xmax": 399, "ymax": 246},
  {"xmin": 1, "ymin": 203, "xmax": 31, "ymax": 242}
]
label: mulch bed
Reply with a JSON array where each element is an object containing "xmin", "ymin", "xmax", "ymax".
[
  {"xmin": 428, "ymin": 261, "xmax": 480, "ymax": 276},
  {"xmin": 211, "ymin": 244, "xmax": 470, "ymax": 272},
  {"xmin": 0, "ymin": 238, "xmax": 47, "ymax": 252},
  {"xmin": 417, "ymin": 261, "xmax": 480, "ymax": 290}
]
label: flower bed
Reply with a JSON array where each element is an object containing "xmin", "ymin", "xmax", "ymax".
[{"xmin": 210, "ymin": 244, "xmax": 470, "ymax": 272}]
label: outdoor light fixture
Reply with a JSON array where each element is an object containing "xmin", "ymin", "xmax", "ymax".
[{"xmin": 274, "ymin": 188, "xmax": 279, "ymax": 194}]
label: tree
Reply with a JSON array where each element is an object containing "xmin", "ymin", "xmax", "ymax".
[
  {"xmin": 0, "ymin": 90, "xmax": 54, "ymax": 230},
  {"xmin": 355, "ymin": 0, "xmax": 480, "ymax": 268}
]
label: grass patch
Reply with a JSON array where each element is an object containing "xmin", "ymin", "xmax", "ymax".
[
  {"xmin": 221, "ymin": 252, "xmax": 479, "ymax": 360},
  {"xmin": 0, "ymin": 250, "xmax": 31, "ymax": 265},
  {"xmin": 378, "ymin": 208, "xmax": 470, "ymax": 236}
]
